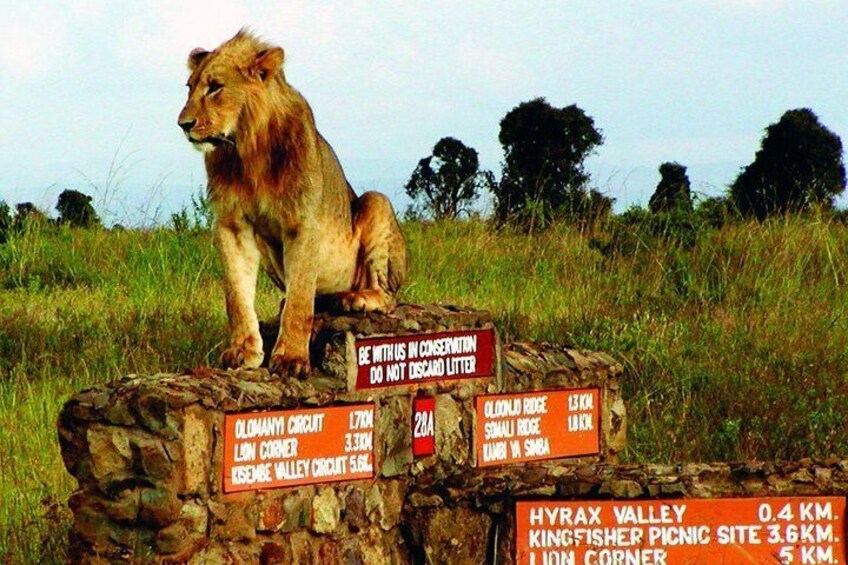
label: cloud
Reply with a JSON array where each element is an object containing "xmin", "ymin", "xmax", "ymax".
[
  {"xmin": 0, "ymin": 6, "xmax": 67, "ymax": 82},
  {"xmin": 632, "ymin": 134, "xmax": 756, "ymax": 165},
  {"xmin": 97, "ymin": 0, "xmax": 532, "ymax": 135},
  {"xmin": 711, "ymin": 0, "xmax": 796, "ymax": 8},
  {"xmin": 67, "ymin": 0, "xmax": 108, "ymax": 18},
  {"xmin": 115, "ymin": 0, "xmax": 250, "ymax": 74}
]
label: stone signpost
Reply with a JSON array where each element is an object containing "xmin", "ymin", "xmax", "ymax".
[{"xmin": 58, "ymin": 304, "xmax": 847, "ymax": 564}]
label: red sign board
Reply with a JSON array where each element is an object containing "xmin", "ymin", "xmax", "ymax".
[
  {"xmin": 355, "ymin": 328, "xmax": 495, "ymax": 389},
  {"xmin": 516, "ymin": 497, "xmax": 847, "ymax": 565},
  {"xmin": 412, "ymin": 396, "xmax": 436, "ymax": 457},
  {"xmin": 475, "ymin": 388, "xmax": 599, "ymax": 467},
  {"xmin": 223, "ymin": 404, "xmax": 375, "ymax": 493}
]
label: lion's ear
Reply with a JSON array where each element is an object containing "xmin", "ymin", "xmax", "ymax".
[
  {"xmin": 188, "ymin": 48, "xmax": 209, "ymax": 71},
  {"xmin": 251, "ymin": 47, "xmax": 285, "ymax": 82}
]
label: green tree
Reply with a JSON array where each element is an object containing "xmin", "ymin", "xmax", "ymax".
[
  {"xmin": 696, "ymin": 196, "xmax": 737, "ymax": 229},
  {"xmin": 731, "ymin": 108, "xmax": 846, "ymax": 219},
  {"xmin": 56, "ymin": 189, "xmax": 101, "ymax": 228},
  {"xmin": 649, "ymin": 162, "xmax": 692, "ymax": 213},
  {"xmin": 568, "ymin": 189, "xmax": 615, "ymax": 227},
  {"xmin": 14, "ymin": 202, "xmax": 48, "ymax": 225},
  {"xmin": 404, "ymin": 137, "xmax": 492, "ymax": 220},
  {"xmin": 493, "ymin": 98, "xmax": 604, "ymax": 229},
  {"xmin": 0, "ymin": 201, "xmax": 11, "ymax": 243}
]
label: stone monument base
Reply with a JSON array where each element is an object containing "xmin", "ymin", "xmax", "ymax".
[{"xmin": 59, "ymin": 305, "xmax": 627, "ymax": 563}]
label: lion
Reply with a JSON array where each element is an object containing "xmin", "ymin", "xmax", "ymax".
[{"xmin": 177, "ymin": 29, "xmax": 407, "ymax": 378}]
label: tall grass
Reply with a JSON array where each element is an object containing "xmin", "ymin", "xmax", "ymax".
[{"xmin": 1, "ymin": 217, "xmax": 846, "ymax": 562}]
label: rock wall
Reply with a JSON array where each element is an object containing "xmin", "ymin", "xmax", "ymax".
[
  {"xmin": 59, "ymin": 305, "xmax": 624, "ymax": 563},
  {"xmin": 410, "ymin": 459, "xmax": 848, "ymax": 564}
]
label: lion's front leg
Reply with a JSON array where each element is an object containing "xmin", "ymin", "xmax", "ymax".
[
  {"xmin": 215, "ymin": 219, "xmax": 264, "ymax": 369},
  {"xmin": 269, "ymin": 220, "xmax": 318, "ymax": 380}
]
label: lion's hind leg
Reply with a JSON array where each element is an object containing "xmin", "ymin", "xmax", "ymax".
[{"xmin": 319, "ymin": 191, "xmax": 406, "ymax": 314}]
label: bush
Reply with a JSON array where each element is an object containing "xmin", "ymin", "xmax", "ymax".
[
  {"xmin": 404, "ymin": 137, "xmax": 493, "ymax": 220},
  {"xmin": 591, "ymin": 206, "xmax": 705, "ymax": 257},
  {"xmin": 170, "ymin": 188, "xmax": 213, "ymax": 233},
  {"xmin": 0, "ymin": 201, "xmax": 11, "ymax": 243},
  {"xmin": 731, "ymin": 108, "xmax": 846, "ymax": 219},
  {"xmin": 649, "ymin": 162, "xmax": 693, "ymax": 214},
  {"xmin": 695, "ymin": 196, "xmax": 739, "ymax": 229},
  {"xmin": 492, "ymin": 98, "xmax": 604, "ymax": 230},
  {"xmin": 56, "ymin": 189, "xmax": 101, "ymax": 228}
]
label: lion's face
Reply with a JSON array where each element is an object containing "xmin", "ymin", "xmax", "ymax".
[{"xmin": 178, "ymin": 32, "xmax": 284, "ymax": 153}]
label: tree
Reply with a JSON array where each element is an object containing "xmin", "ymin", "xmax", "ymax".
[
  {"xmin": 649, "ymin": 162, "xmax": 692, "ymax": 213},
  {"xmin": 731, "ymin": 108, "xmax": 846, "ymax": 219},
  {"xmin": 404, "ymin": 137, "xmax": 492, "ymax": 220},
  {"xmin": 493, "ymin": 98, "xmax": 604, "ymax": 228},
  {"xmin": 568, "ymin": 189, "xmax": 615, "ymax": 226},
  {"xmin": 14, "ymin": 202, "xmax": 48, "ymax": 224},
  {"xmin": 0, "ymin": 201, "xmax": 11, "ymax": 243},
  {"xmin": 56, "ymin": 189, "xmax": 101, "ymax": 228},
  {"xmin": 696, "ymin": 196, "xmax": 737, "ymax": 229}
]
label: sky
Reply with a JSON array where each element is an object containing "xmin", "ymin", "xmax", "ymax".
[{"xmin": 1, "ymin": 0, "xmax": 847, "ymax": 225}]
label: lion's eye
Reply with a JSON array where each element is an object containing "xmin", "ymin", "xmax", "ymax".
[{"xmin": 207, "ymin": 81, "xmax": 223, "ymax": 95}]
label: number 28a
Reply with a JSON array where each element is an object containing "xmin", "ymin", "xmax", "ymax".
[{"xmin": 413, "ymin": 411, "xmax": 434, "ymax": 438}]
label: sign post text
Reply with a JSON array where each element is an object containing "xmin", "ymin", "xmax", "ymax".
[
  {"xmin": 412, "ymin": 396, "xmax": 436, "ymax": 457},
  {"xmin": 355, "ymin": 328, "xmax": 495, "ymax": 389},
  {"xmin": 223, "ymin": 404, "xmax": 375, "ymax": 492},
  {"xmin": 516, "ymin": 497, "xmax": 847, "ymax": 565},
  {"xmin": 475, "ymin": 388, "xmax": 600, "ymax": 467}
]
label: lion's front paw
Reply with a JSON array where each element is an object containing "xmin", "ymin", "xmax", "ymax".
[
  {"xmin": 340, "ymin": 290, "xmax": 396, "ymax": 313},
  {"xmin": 338, "ymin": 292, "xmax": 369, "ymax": 313},
  {"xmin": 268, "ymin": 353, "xmax": 311, "ymax": 380},
  {"xmin": 221, "ymin": 338, "xmax": 264, "ymax": 370}
]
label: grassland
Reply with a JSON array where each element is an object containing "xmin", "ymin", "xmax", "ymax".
[{"xmin": 1, "ymin": 217, "xmax": 846, "ymax": 562}]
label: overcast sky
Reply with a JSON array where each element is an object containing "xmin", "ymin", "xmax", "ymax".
[{"xmin": 1, "ymin": 1, "xmax": 846, "ymax": 224}]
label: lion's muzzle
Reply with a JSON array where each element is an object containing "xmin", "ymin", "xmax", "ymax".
[{"xmin": 178, "ymin": 119, "xmax": 196, "ymax": 134}]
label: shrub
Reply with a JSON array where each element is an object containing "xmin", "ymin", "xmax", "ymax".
[
  {"xmin": 492, "ymin": 98, "xmax": 604, "ymax": 230},
  {"xmin": 731, "ymin": 108, "xmax": 846, "ymax": 219}
]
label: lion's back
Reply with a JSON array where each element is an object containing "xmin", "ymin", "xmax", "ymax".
[{"xmin": 317, "ymin": 133, "xmax": 358, "ymax": 218}]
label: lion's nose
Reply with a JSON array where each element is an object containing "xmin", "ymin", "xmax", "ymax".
[{"xmin": 179, "ymin": 119, "xmax": 196, "ymax": 133}]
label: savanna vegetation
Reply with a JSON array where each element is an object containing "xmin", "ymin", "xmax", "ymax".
[
  {"xmin": 2, "ymin": 213, "xmax": 847, "ymax": 562},
  {"xmin": 1, "ymin": 102, "xmax": 845, "ymax": 563}
]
